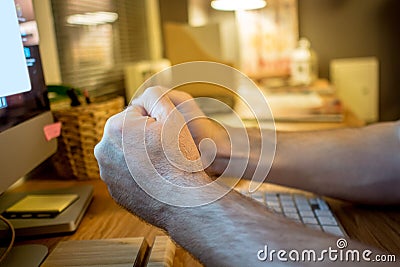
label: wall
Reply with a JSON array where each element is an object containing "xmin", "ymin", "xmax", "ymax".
[
  {"xmin": 159, "ymin": 0, "xmax": 188, "ymax": 57},
  {"xmin": 203, "ymin": 8, "xmax": 239, "ymax": 67},
  {"xmin": 159, "ymin": 0, "xmax": 239, "ymax": 65},
  {"xmin": 298, "ymin": 0, "xmax": 400, "ymax": 121},
  {"xmin": 159, "ymin": 0, "xmax": 188, "ymax": 24},
  {"xmin": 191, "ymin": 1, "xmax": 240, "ymax": 66},
  {"xmin": 32, "ymin": 0, "xmax": 61, "ymax": 85},
  {"xmin": 146, "ymin": 0, "xmax": 163, "ymax": 60}
]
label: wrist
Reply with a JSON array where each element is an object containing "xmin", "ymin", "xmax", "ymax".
[
  {"xmin": 210, "ymin": 127, "xmax": 264, "ymax": 179},
  {"xmin": 163, "ymin": 188, "xmax": 242, "ymax": 238},
  {"xmin": 159, "ymin": 171, "xmax": 227, "ymax": 228},
  {"xmin": 163, "ymin": 188, "xmax": 277, "ymax": 266}
]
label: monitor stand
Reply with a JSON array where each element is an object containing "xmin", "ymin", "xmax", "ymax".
[
  {"xmin": 0, "ymin": 185, "xmax": 93, "ymax": 237},
  {"xmin": 0, "ymin": 244, "xmax": 48, "ymax": 267}
]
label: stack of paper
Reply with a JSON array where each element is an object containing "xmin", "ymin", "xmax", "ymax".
[{"xmin": 235, "ymin": 89, "xmax": 343, "ymax": 122}]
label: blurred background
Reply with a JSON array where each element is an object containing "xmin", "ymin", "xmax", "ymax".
[{"xmin": 33, "ymin": 0, "xmax": 400, "ymax": 122}]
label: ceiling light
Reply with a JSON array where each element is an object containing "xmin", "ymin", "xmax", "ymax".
[
  {"xmin": 211, "ymin": 0, "xmax": 267, "ymax": 11},
  {"xmin": 67, "ymin": 12, "xmax": 118, "ymax": 26}
]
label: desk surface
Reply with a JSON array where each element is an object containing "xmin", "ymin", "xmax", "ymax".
[
  {"xmin": 13, "ymin": 179, "xmax": 201, "ymax": 266},
  {"xmin": 13, "ymin": 178, "xmax": 400, "ymax": 266}
]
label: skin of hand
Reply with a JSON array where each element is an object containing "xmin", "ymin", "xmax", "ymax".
[
  {"xmin": 94, "ymin": 87, "xmax": 218, "ymax": 229},
  {"xmin": 167, "ymin": 90, "xmax": 232, "ymax": 176},
  {"xmin": 168, "ymin": 90, "xmax": 268, "ymax": 180}
]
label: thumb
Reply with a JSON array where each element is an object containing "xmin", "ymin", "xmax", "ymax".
[
  {"xmin": 131, "ymin": 86, "xmax": 177, "ymax": 122},
  {"xmin": 168, "ymin": 90, "xmax": 205, "ymax": 122}
]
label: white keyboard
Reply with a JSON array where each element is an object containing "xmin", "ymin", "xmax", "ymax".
[{"xmin": 238, "ymin": 189, "xmax": 347, "ymax": 237}]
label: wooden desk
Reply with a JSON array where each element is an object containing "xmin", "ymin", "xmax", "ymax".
[
  {"xmin": 13, "ymin": 179, "xmax": 202, "ymax": 267},
  {"xmin": 13, "ymin": 178, "xmax": 400, "ymax": 266}
]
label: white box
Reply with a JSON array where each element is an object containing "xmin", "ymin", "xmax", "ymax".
[{"xmin": 330, "ymin": 57, "xmax": 379, "ymax": 122}]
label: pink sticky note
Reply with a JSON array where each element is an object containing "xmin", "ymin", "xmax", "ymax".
[{"xmin": 43, "ymin": 122, "xmax": 62, "ymax": 141}]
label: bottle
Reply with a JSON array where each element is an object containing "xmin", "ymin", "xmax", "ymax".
[{"xmin": 290, "ymin": 38, "xmax": 318, "ymax": 85}]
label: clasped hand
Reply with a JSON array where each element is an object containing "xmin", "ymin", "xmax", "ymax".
[{"xmin": 94, "ymin": 87, "xmax": 229, "ymax": 228}]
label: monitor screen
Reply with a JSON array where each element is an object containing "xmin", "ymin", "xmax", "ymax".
[
  {"xmin": 0, "ymin": 0, "xmax": 56, "ymax": 194},
  {"xmin": 0, "ymin": 0, "xmax": 49, "ymax": 132}
]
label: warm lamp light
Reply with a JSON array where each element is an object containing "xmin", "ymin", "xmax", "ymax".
[
  {"xmin": 67, "ymin": 12, "xmax": 118, "ymax": 26},
  {"xmin": 211, "ymin": 0, "xmax": 267, "ymax": 11}
]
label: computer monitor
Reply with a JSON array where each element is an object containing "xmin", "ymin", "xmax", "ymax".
[
  {"xmin": 0, "ymin": 0, "xmax": 56, "ymax": 193},
  {"xmin": 0, "ymin": 0, "xmax": 93, "ymax": 242}
]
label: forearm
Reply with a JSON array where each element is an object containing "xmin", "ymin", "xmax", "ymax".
[
  {"xmin": 215, "ymin": 122, "xmax": 400, "ymax": 204},
  {"xmin": 164, "ymin": 189, "xmax": 389, "ymax": 266},
  {"xmin": 268, "ymin": 122, "xmax": 400, "ymax": 204}
]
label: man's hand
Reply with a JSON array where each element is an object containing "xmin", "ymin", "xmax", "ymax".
[
  {"xmin": 94, "ymin": 87, "xmax": 214, "ymax": 229},
  {"xmin": 167, "ymin": 90, "xmax": 232, "ymax": 176},
  {"xmin": 167, "ymin": 90, "xmax": 272, "ymax": 185}
]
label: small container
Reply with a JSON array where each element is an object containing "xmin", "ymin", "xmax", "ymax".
[{"xmin": 290, "ymin": 38, "xmax": 318, "ymax": 85}]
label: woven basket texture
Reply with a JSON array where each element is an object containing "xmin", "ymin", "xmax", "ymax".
[{"xmin": 51, "ymin": 96, "xmax": 124, "ymax": 179}]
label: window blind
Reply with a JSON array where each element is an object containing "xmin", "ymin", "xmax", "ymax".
[{"xmin": 51, "ymin": 0, "xmax": 150, "ymax": 97}]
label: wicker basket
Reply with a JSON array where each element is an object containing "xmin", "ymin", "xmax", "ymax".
[{"xmin": 51, "ymin": 96, "xmax": 125, "ymax": 179}]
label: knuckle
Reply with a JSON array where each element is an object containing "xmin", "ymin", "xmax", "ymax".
[
  {"xmin": 142, "ymin": 86, "xmax": 165, "ymax": 98},
  {"xmin": 94, "ymin": 114, "xmax": 124, "ymax": 167},
  {"xmin": 93, "ymin": 141, "xmax": 105, "ymax": 163},
  {"xmin": 103, "ymin": 112, "xmax": 124, "ymax": 138},
  {"xmin": 94, "ymin": 138, "xmax": 124, "ymax": 182}
]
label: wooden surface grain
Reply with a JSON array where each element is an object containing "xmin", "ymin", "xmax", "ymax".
[
  {"xmin": 41, "ymin": 237, "xmax": 147, "ymax": 266},
  {"xmin": 13, "ymin": 179, "xmax": 202, "ymax": 267}
]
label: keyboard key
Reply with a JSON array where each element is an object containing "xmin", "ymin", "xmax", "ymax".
[
  {"xmin": 317, "ymin": 216, "xmax": 338, "ymax": 226},
  {"xmin": 236, "ymin": 189, "xmax": 346, "ymax": 237},
  {"xmin": 281, "ymin": 201, "xmax": 296, "ymax": 208},
  {"xmin": 316, "ymin": 198, "xmax": 330, "ymax": 210},
  {"xmin": 284, "ymin": 212, "xmax": 300, "ymax": 220},
  {"xmin": 279, "ymin": 194, "xmax": 293, "ymax": 201},
  {"xmin": 266, "ymin": 200, "xmax": 281, "ymax": 207},
  {"xmin": 265, "ymin": 194, "xmax": 278, "ymax": 201},
  {"xmin": 297, "ymin": 205, "xmax": 312, "ymax": 211},
  {"xmin": 302, "ymin": 217, "xmax": 319, "ymax": 224},
  {"xmin": 282, "ymin": 206, "xmax": 297, "ymax": 213},
  {"xmin": 314, "ymin": 210, "xmax": 333, "ymax": 217},
  {"xmin": 309, "ymin": 198, "xmax": 318, "ymax": 205},
  {"xmin": 294, "ymin": 195, "xmax": 308, "ymax": 203},
  {"xmin": 251, "ymin": 191, "xmax": 264, "ymax": 198},
  {"xmin": 299, "ymin": 210, "xmax": 315, "ymax": 217},
  {"xmin": 318, "ymin": 203, "xmax": 330, "ymax": 210},
  {"xmin": 322, "ymin": 226, "xmax": 345, "ymax": 236},
  {"xmin": 266, "ymin": 201, "xmax": 280, "ymax": 206},
  {"xmin": 266, "ymin": 201, "xmax": 280, "ymax": 207},
  {"xmin": 272, "ymin": 207, "xmax": 282, "ymax": 213}
]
